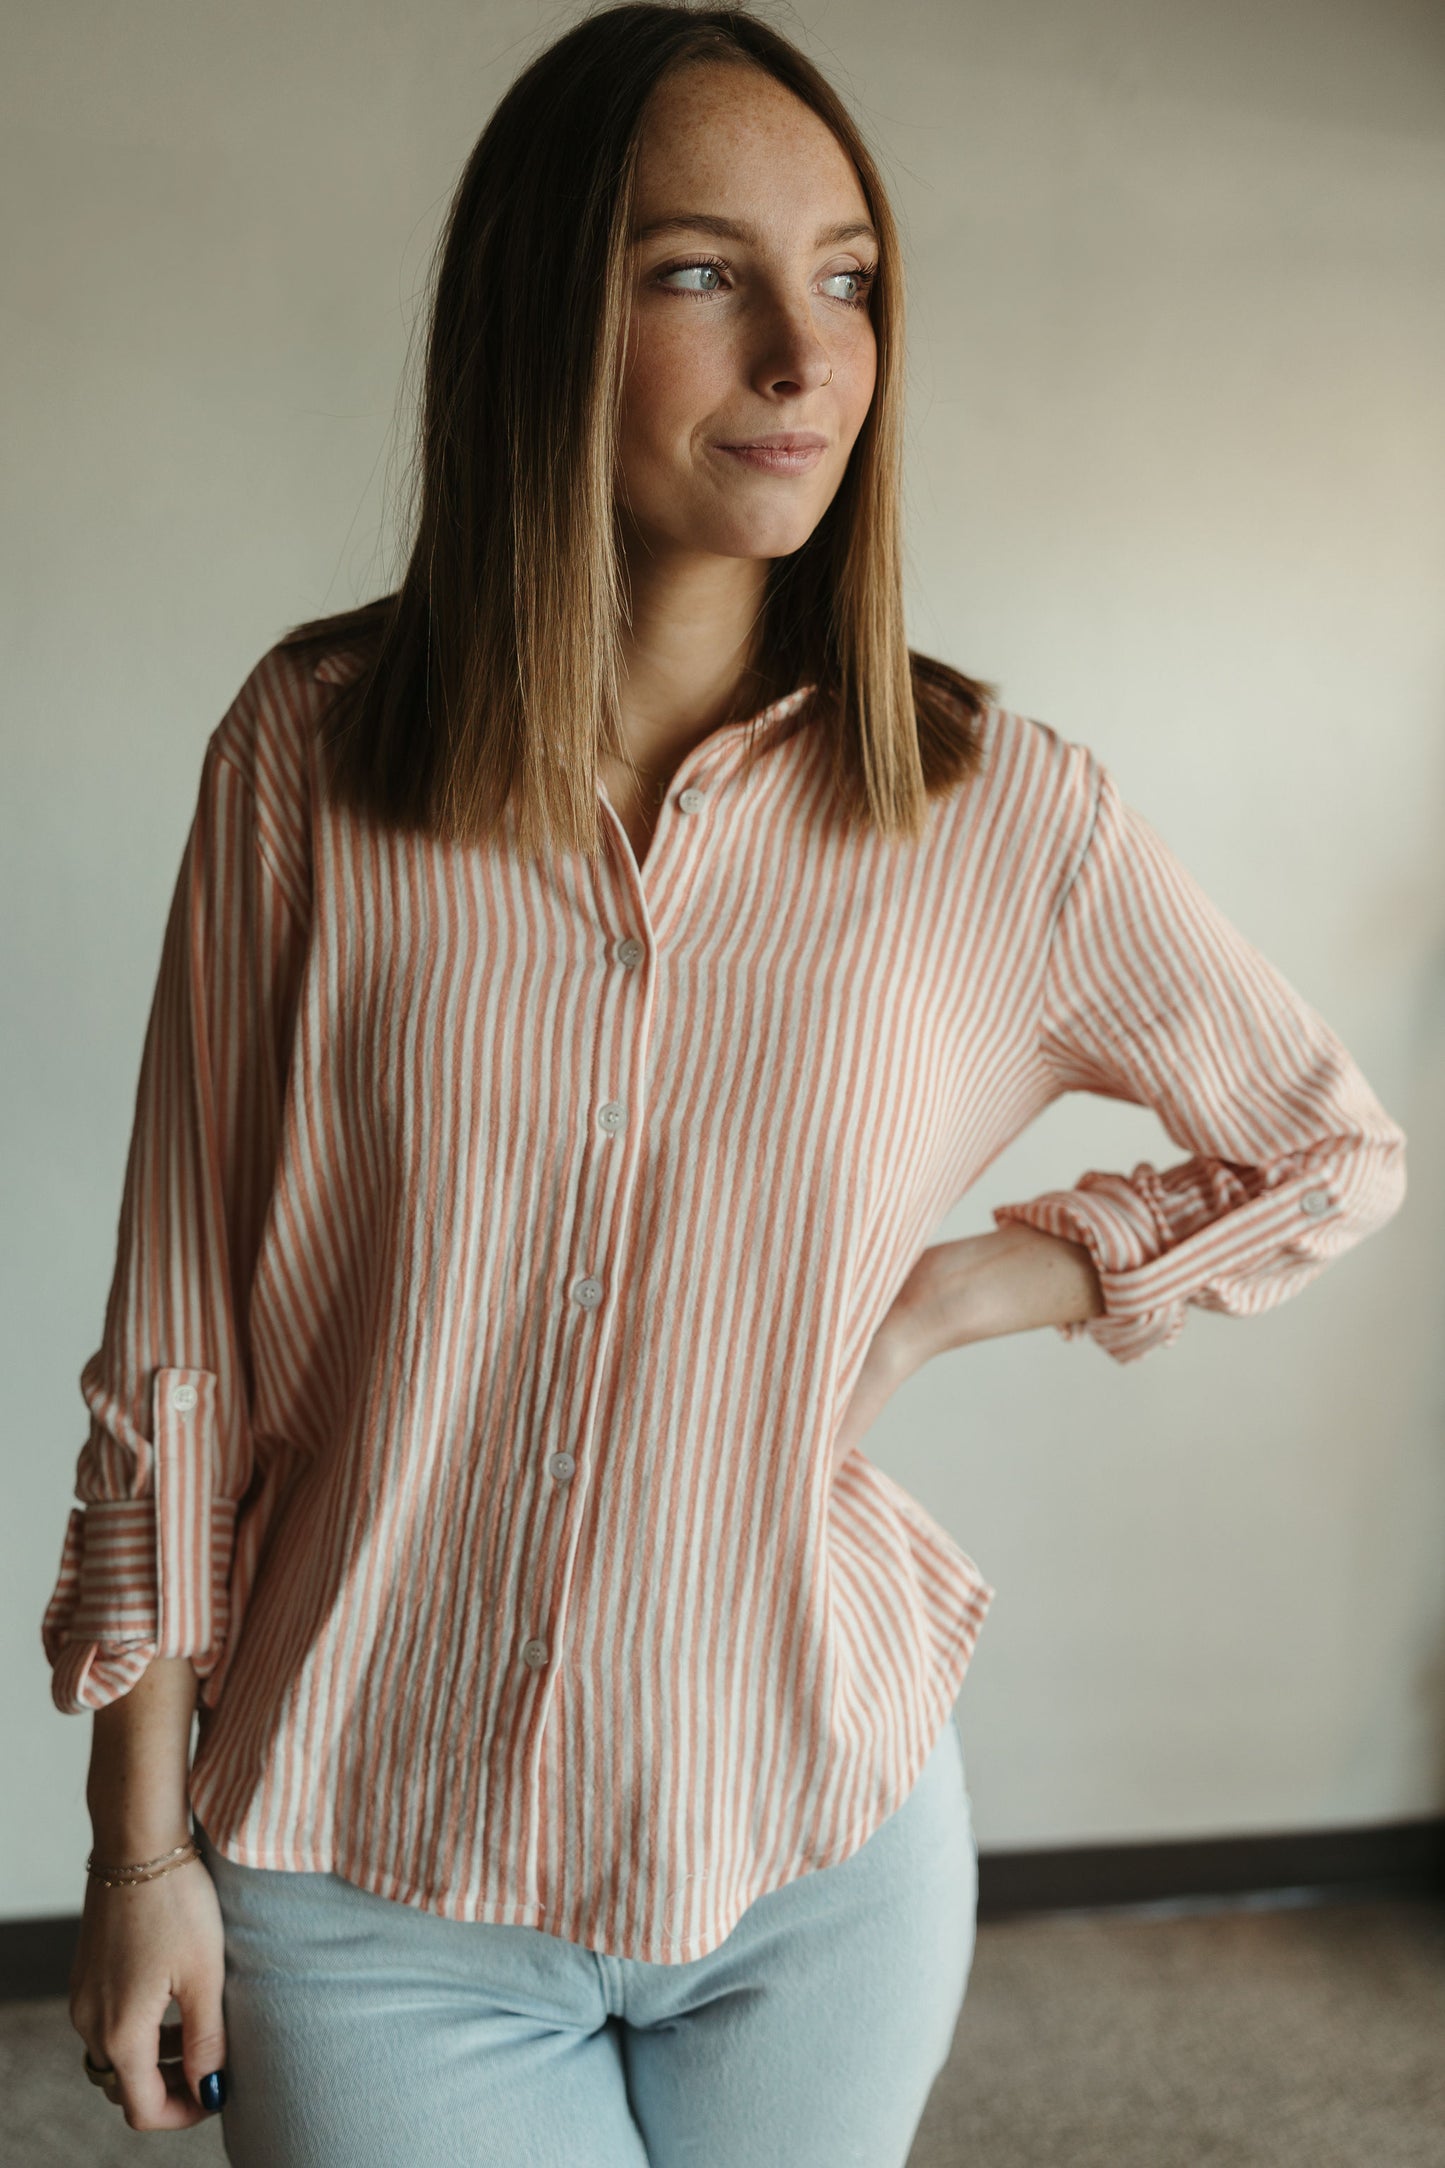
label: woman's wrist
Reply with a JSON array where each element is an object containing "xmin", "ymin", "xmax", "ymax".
[{"xmin": 86, "ymin": 1804, "xmax": 195, "ymax": 1862}]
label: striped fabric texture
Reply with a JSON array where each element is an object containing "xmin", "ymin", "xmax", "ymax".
[{"xmin": 41, "ymin": 640, "xmax": 1407, "ymax": 1962}]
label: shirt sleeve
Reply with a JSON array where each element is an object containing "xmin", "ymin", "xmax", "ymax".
[
  {"xmin": 41, "ymin": 722, "xmax": 309, "ymax": 1712},
  {"xmin": 992, "ymin": 755, "xmax": 1408, "ymax": 1363}
]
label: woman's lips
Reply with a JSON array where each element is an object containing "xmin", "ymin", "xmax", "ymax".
[{"xmin": 713, "ymin": 442, "xmax": 826, "ymax": 474}]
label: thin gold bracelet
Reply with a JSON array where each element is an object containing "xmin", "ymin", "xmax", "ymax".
[{"xmin": 85, "ymin": 1837, "xmax": 200, "ymax": 1887}]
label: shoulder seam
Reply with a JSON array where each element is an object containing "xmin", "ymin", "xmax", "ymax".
[
  {"xmin": 210, "ymin": 742, "xmax": 310, "ymax": 935},
  {"xmin": 1038, "ymin": 747, "xmax": 1108, "ymax": 1020},
  {"xmin": 1054, "ymin": 749, "xmax": 1107, "ymax": 929}
]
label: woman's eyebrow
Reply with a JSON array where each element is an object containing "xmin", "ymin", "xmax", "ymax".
[{"xmin": 632, "ymin": 212, "xmax": 878, "ymax": 248}]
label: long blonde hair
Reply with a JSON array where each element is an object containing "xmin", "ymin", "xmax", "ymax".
[{"xmin": 278, "ymin": 2, "xmax": 996, "ymax": 861}]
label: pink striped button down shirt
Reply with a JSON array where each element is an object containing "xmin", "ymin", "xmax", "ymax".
[{"xmin": 41, "ymin": 639, "xmax": 1407, "ymax": 1961}]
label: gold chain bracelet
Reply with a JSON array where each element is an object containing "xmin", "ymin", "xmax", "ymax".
[{"xmin": 85, "ymin": 1837, "xmax": 200, "ymax": 1887}]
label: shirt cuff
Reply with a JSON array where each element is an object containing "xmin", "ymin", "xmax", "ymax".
[
  {"xmin": 993, "ymin": 1175, "xmax": 1189, "ymax": 1362},
  {"xmin": 41, "ymin": 1488, "xmax": 239, "ymax": 1712}
]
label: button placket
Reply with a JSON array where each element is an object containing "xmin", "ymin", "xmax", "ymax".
[
  {"xmin": 601, "ymin": 744, "xmax": 720, "ymax": 923},
  {"xmin": 657, "ymin": 753, "xmax": 731, "ymax": 945},
  {"xmin": 526, "ymin": 884, "xmax": 657, "ymax": 1689},
  {"xmin": 532, "ymin": 755, "xmax": 729, "ymax": 1700}
]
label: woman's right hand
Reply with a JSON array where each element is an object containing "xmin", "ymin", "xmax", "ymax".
[{"xmin": 68, "ymin": 1849, "xmax": 228, "ymax": 2130}]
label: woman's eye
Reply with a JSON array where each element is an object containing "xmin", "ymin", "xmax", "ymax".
[
  {"xmin": 658, "ymin": 262, "xmax": 726, "ymax": 295},
  {"xmin": 654, "ymin": 261, "xmax": 877, "ymax": 307},
  {"xmin": 821, "ymin": 269, "xmax": 875, "ymax": 305}
]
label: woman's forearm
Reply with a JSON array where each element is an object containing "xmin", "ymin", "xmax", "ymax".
[
  {"xmin": 906, "ymin": 1223, "xmax": 1105, "ymax": 1362},
  {"xmin": 86, "ymin": 1656, "xmax": 199, "ymax": 1860}
]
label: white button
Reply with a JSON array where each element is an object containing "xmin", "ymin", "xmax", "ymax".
[
  {"xmin": 598, "ymin": 1101, "xmax": 625, "ymax": 1133},
  {"xmin": 677, "ymin": 787, "xmax": 707, "ymax": 814},
  {"xmin": 170, "ymin": 1384, "xmax": 198, "ymax": 1413},
  {"xmin": 522, "ymin": 1638, "xmax": 550, "ymax": 1669},
  {"xmin": 1300, "ymin": 1189, "xmax": 1334, "ymax": 1217},
  {"xmin": 616, "ymin": 937, "xmax": 644, "ymax": 969},
  {"xmin": 573, "ymin": 1275, "xmax": 603, "ymax": 1308},
  {"xmin": 550, "ymin": 1452, "xmax": 576, "ymax": 1482}
]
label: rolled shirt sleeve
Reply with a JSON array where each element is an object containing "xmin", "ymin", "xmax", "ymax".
[
  {"xmin": 42, "ymin": 713, "xmax": 308, "ymax": 1711},
  {"xmin": 993, "ymin": 757, "xmax": 1408, "ymax": 1363}
]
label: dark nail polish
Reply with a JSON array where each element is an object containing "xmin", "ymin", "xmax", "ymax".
[{"xmin": 199, "ymin": 2069, "xmax": 226, "ymax": 2112}]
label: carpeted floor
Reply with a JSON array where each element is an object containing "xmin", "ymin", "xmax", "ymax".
[{"xmin": 6, "ymin": 1894, "xmax": 1443, "ymax": 2166}]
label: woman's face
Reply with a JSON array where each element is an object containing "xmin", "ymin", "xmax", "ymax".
[{"xmin": 618, "ymin": 61, "xmax": 879, "ymax": 567}]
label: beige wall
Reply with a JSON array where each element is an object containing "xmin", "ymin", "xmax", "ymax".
[{"xmin": 6, "ymin": 0, "xmax": 1442, "ymax": 1918}]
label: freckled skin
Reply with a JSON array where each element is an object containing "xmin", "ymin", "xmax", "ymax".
[
  {"xmin": 618, "ymin": 59, "xmax": 879, "ymax": 566},
  {"xmin": 606, "ymin": 60, "xmax": 880, "ymax": 815}
]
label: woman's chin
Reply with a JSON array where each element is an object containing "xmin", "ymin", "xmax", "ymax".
[
  {"xmin": 619, "ymin": 494, "xmax": 825, "ymax": 563},
  {"xmin": 692, "ymin": 509, "xmax": 826, "ymax": 561}
]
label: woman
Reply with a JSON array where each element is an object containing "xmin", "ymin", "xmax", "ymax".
[{"xmin": 47, "ymin": 7, "xmax": 1407, "ymax": 2164}]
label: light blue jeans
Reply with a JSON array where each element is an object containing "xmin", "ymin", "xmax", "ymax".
[{"xmin": 192, "ymin": 1715, "xmax": 976, "ymax": 2167}]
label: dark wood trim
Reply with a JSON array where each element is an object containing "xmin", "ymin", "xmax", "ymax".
[
  {"xmin": 6, "ymin": 1817, "xmax": 1443, "ymax": 1999},
  {"xmin": 975, "ymin": 1815, "xmax": 1445, "ymax": 1920}
]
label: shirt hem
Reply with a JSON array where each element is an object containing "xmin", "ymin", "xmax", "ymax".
[{"xmin": 188, "ymin": 1629, "xmax": 987, "ymax": 1965}]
